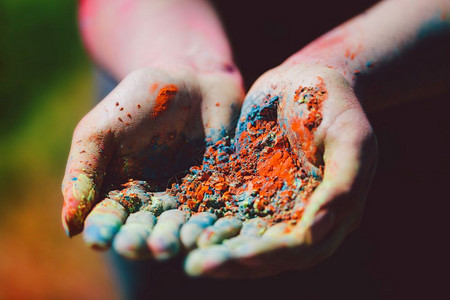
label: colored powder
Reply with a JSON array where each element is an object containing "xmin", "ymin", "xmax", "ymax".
[
  {"xmin": 167, "ymin": 84, "xmax": 325, "ymax": 225},
  {"xmin": 152, "ymin": 85, "xmax": 177, "ymax": 118},
  {"xmin": 107, "ymin": 81, "xmax": 326, "ymax": 226},
  {"xmin": 291, "ymin": 76, "xmax": 327, "ymax": 164}
]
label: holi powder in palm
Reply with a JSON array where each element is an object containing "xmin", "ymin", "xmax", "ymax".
[
  {"xmin": 169, "ymin": 82, "xmax": 326, "ymax": 224},
  {"xmin": 104, "ymin": 80, "xmax": 327, "ymax": 226}
]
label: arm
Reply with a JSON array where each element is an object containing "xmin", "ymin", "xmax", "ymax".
[
  {"xmin": 79, "ymin": 0, "xmax": 239, "ymax": 80},
  {"xmin": 286, "ymin": 0, "xmax": 450, "ymax": 112}
]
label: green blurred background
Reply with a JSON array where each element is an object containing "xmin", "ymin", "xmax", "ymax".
[{"xmin": 0, "ymin": 1, "xmax": 116, "ymax": 298}]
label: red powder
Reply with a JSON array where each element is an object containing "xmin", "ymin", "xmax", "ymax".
[{"xmin": 152, "ymin": 85, "xmax": 177, "ymax": 118}]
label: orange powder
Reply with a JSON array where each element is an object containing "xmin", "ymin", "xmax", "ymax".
[
  {"xmin": 291, "ymin": 77, "xmax": 327, "ymax": 163},
  {"xmin": 152, "ymin": 84, "xmax": 178, "ymax": 118}
]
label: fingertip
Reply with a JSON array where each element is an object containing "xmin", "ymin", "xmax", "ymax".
[
  {"xmin": 184, "ymin": 246, "xmax": 232, "ymax": 277},
  {"xmin": 83, "ymin": 225, "xmax": 116, "ymax": 250},
  {"xmin": 113, "ymin": 223, "xmax": 152, "ymax": 259},
  {"xmin": 180, "ymin": 212, "xmax": 217, "ymax": 250},
  {"xmin": 147, "ymin": 209, "xmax": 188, "ymax": 261},
  {"xmin": 61, "ymin": 202, "xmax": 83, "ymax": 237},
  {"xmin": 197, "ymin": 217, "xmax": 242, "ymax": 248},
  {"xmin": 83, "ymin": 199, "xmax": 127, "ymax": 250},
  {"xmin": 112, "ymin": 211, "xmax": 156, "ymax": 259},
  {"xmin": 62, "ymin": 174, "xmax": 98, "ymax": 236}
]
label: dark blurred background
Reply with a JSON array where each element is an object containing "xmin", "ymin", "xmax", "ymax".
[{"xmin": 0, "ymin": 0, "xmax": 448, "ymax": 299}]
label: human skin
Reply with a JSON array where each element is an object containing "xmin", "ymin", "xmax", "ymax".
[
  {"xmin": 183, "ymin": 0, "xmax": 450, "ymax": 277},
  {"xmin": 63, "ymin": 0, "xmax": 450, "ymax": 276},
  {"xmin": 62, "ymin": 0, "xmax": 244, "ymax": 237}
]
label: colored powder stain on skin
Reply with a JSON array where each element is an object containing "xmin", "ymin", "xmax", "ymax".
[
  {"xmin": 344, "ymin": 49, "xmax": 350, "ymax": 58},
  {"xmin": 152, "ymin": 85, "xmax": 178, "ymax": 118},
  {"xmin": 366, "ymin": 61, "xmax": 374, "ymax": 68},
  {"xmin": 109, "ymin": 83, "xmax": 326, "ymax": 227},
  {"xmin": 65, "ymin": 174, "xmax": 97, "ymax": 233},
  {"xmin": 166, "ymin": 91, "xmax": 324, "ymax": 224},
  {"xmin": 149, "ymin": 83, "xmax": 159, "ymax": 94},
  {"xmin": 291, "ymin": 77, "xmax": 327, "ymax": 164}
]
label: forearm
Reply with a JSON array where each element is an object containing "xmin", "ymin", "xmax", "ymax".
[
  {"xmin": 79, "ymin": 0, "xmax": 237, "ymax": 80},
  {"xmin": 285, "ymin": 0, "xmax": 450, "ymax": 112}
]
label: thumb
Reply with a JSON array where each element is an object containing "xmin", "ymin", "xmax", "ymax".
[
  {"xmin": 199, "ymin": 73, "xmax": 244, "ymax": 143},
  {"xmin": 61, "ymin": 116, "xmax": 114, "ymax": 237}
]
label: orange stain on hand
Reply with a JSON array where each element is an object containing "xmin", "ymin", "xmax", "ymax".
[
  {"xmin": 291, "ymin": 76, "xmax": 327, "ymax": 164},
  {"xmin": 152, "ymin": 84, "xmax": 178, "ymax": 118},
  {"xmin": 149, "ymin": 83, "xmax": 159, "ymax": 93}
]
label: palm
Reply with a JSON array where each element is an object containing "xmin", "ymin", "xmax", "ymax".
[
  {"xmin": 183, "ymin": 64, "xmax": 377, "ymax": 278},
  {"xmin": 61, "ymin": 67, "xmax": 243, "ymax": 239}
]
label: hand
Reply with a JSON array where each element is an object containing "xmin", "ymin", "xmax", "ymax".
[
  {"xmin": 61, "ymin": 66, "xmax": 243, "ymax": 260},
  {"xmin": 183, "ymin": 64, "xmax": 378, "ymax": 278}
]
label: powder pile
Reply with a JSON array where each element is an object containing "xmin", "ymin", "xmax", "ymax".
[
  {"xmin": 169, "ymin": 88, "xmax": 325, "ymax": 225},
  {"xmin": 105, "ymin": 83, "xmax": 327, "ymax": 226}
]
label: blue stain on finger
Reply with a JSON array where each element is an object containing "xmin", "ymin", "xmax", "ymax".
[{"xmin": 83, "ymin": 199, "xmax": 128, "ymax": 250}]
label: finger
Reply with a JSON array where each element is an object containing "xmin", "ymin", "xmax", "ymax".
[
  {"xmin": 185, "ymin": 220, "xmax": 350, "ymax": 279},
  {"xmin": 239, "ymin": 217, "xmax": 268, "ymax": 236},
  {"xmin": 83, "ymin": 199, "xmax": 127, "ymax": 250},
  {"xmin": 261, "ymin": 222, "xmax": 292, "ymax": 238},
  {"xmin": 184, "ymin": 245, "xmax": 232, "ymax": 277},
  {"xmin": 185, "ymin": 218, "xmax": 268, "ymax": 276},
  {"xmin": 141, "ymin": 192, "xmax": 177, "ymax": 216},
  {"xmin": 147, "ymin": 209, "xmax": 190, "ymax": 261},
  {"xmin": 222, "ymin": 218, "xmax": 268, "ymax": 250},
  {"xmin": 112, "ymin": 210, "xmax": 157, "ymax": 259},
  {"xmin": 107, "ymin": 180, "xmax": 153, "ymax": 213},
  {"xmin": 184, "ymin": 235, "xmax": 290, "ymax": 278},
  {"xmin": 200, "ymin": 72, "xmax": 244, "ymax": 143},
  {"xmin": 184, "ymin": 223, "xmax": 294, "ymax": 278},
  {"xmin": 180, "ymin": 212, "xmax": 217, "ymax": 250},
  {"xmin": 295, "ymin": 105, "xmax": 377, "ymax": 245},
  {"xmin": 62, "ymin": 121, "xmax": 113, "ymax": 237},
  {"xmin": 197, "ymin": 217, "xmax": 242, "ymax": 248}
]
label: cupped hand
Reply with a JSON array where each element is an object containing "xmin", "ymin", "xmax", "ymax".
[
  {"xmin": 183, "ymin": 64, "xmax": 378, "ymax": 278},
  {"xmin": 61, "ymin": 66, "xmax": 243, "ymax": 260}
]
